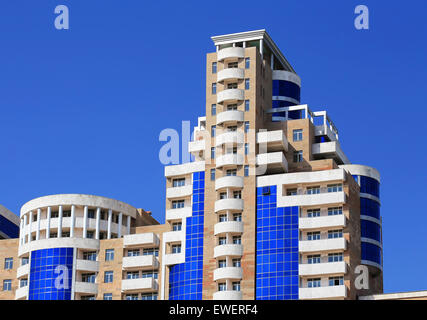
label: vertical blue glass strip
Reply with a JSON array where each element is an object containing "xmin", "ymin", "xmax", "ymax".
[
  {"xmin": 28, "ymin": 247, "xmax": 74, "ymax": 300},
  {"xmin": 256, "ymin": 186, "xmax": 299, "ymax": 300},
  {"xmin": 169, "ymin": 171, "xmax": 205, "ymax": 300}
]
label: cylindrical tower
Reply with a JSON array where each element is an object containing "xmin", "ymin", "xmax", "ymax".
[
  {"xmin": 271, "ymin": 70, "xmax": 301, "ymax": 121},
  {"xmin": 16, "ymin": 194, "xmax": 138, "ymax": 300},
  {"xmin": 340, "ymin": 164, "xmax": 383, "ymax": 293}
]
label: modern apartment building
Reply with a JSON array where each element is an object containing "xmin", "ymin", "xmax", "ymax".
[{"xmin": 0, "ymin": 29, "xmax": 424, "ymax": 301}]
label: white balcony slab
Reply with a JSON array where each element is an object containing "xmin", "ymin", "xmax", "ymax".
[
  {"xmin": 312, "ymin": 141, "xmax": 350, "ymax": 165},
  {"xmin": 213, "ymin": 267, "xmax": 243, "ymax": 281},
  {"xmin": 15, "ymin": 286, "xmax": 28, "ymax": 300},
  {"xmin": 74, "ymin": 282, "xmax": 98, "ymax": 295},
  {"xmin": 214, "ymin": 244, "xmax": 243, "ymax": 258},
  {"xmin": 299, "ymin": 215, "xmax": 346, "ymax": 230},
  {"xmin": 214, "ymin": 199, "xmax": 244, "ymax": 213},
  {"xmin": 189, "ymin": 140, "xmax": 206, "ymax": 154},
  {"xmin": 165, "ymin": 161, "xmax": 205, "ymax": 178},
  {"xmin": 217, "ymin": 90, "xmax": 245, "ymax": 104},
  {"xmin": 123, "ymin": 233, "xmax": 159, "ymax": 248},
  {"xmin": 121, "ymin": 278, "xmax": 157, "ymax": 292},
  {"xmin": 299, "ymin": 261, "xmax": 347, "ymax": 277},
  {"xmin": 215, "ymin": 131, "xmax": 245, "ymax": 147},
  {"xmin": 166, "ymin": 185, "xmax": 193, "ymax": 199},
  {"xmin": 165, "ymin": 207, "xmax": 192, "ymax": 221},
  {"xmin": 16, "ymin": 264, "xmax": 29, "ymax": 278},
  {"xmin": 163, "ymin": 252, "xmax": 185, "ymax": 266},
  {"xmin": 256, "ymin": 152, "xmax": 288, "ymax": 174},
  {"xmin": 278, "ymin": 192, "xmax": 346, "ymax": 208},
  {"xmin": 217, "ymin": 68, "xmax": 244, "ymax": 82},
  {"xmin": 214, "ymin": 221, "xmax": 243, "ymax": 235},
  {"xmin": 215, "ymin": 176, "xmax": 244, "ymax": 191},
  {"xmin": 213, "ymin": 290, "xmax": 242, "ymax": 300},
  {"xmin": 122, "ymin": 255, "xmax": 159, "ymax": 270},
  {"xmin": 299, "ymin": 285, "xmax": 347, "ymax": 299},
  {"xmin": 257, "ymin": 130, "xmax": 288, "ymax": 152},
  {"xmin": 163, "ymin": 231, "xmax": 185, "ymax": 243},
  {"xmin": 216, "ymin": 109, "xmax": 244, "ymax": 125},
  {"xmin": 299, "ymin": 238, "xmax": 347, "ymax": 253},
  {"xmin": 75, "ymin": 259, "xmax": 99, "ymax": 272},
  {"xmin": 217, "ymin": 47, "xmax": 245, "ymax": 61},
  {"xmin": 216, "ymin": 154, "xmax": 244, "ymax": 168}
]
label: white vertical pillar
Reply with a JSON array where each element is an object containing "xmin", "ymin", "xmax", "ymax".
[
  {"xmin": 46, "ymin": 207, "xmax": 51, "ymax": 239},
  {"xmin": 28, "ymin": 211, "xmax": 33, "ymax": 243},
  {"xmin": 118, "ymin": 212, "xmax": 123, "ymax": 238},
  {"xmin": 23, "ymin": 214, "xmax": 27, "ymax": 244},
  {"xmin": 126, "ymin": 215, "xmax": 131, "ymax": 235},
  {"xmin": 58, "ymin": 206, "xmax": 63, "ymax": 238},
  {"xmin": 260, "ymin": 39, "xmax": 263, "ymax": 58},
  {"xmin": 243, "ymin": 41, "xmax": 246, "ymax": 48},
  {"xmin": 19, "ymin": 218, "xmax": 24, "ymax": 245},
  {"xmin": 36, "ymin": 209, "xmax": 41, "ymax": 240},
  {"xmin": 70, "ymin": 205, "xmax": 75, "ymax": 238},
  {"xmin": 107, "ymin": 209, "xmax": 112, "ymax": 239},
  {"xmin": 95, "ymin": 208, "xmax": 101, "ymax": 240},
  {"xmin": 83, "ymin": 206, "xmax": 88, "ymax": 238},
  {"xmin": 271, "ymin": 54, "xmax": 274, "ymax": 70}
]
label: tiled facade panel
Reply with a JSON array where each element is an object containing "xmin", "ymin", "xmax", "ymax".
[
  {"xmin": 256, "ymin": 186, "xmax": 299, "ymax": 300},
  {"xmin": 29, "ymin": 248, "xmax": 74, "ymax": 300},
  {"xmin": 169, "ymin": 171, "xmax": 205, "ymax": 299}
]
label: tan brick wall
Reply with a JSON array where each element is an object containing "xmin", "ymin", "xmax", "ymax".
[{"xmin": 0, "ymin": 239, "xmax": 19, "ymax": 300}]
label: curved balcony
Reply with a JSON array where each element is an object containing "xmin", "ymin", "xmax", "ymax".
[
  {"xmin": 15, "ymin": 286, "xmax": 28, "ymax": 300},
  {"xmin": 217, "ymin": 89, "xmax": 244, "ymax": 104},
  {"xmin": 213, "ymin": 290, "xmax": 243, "ymax": 300},
  {"xmin": 213, "ymin": 267, "xmax": 243, "ymax": 281},
  {"xmin": 214, "ymin": 221, "xmax": 243, "ymax": 235},
  {"xmin": 214, "ymin": 199, "xmax": 244, "ymax": 213},
  {"xmin": 214, "ymin": 244, "xmax": 243, "ymax": 258},
  {"xmin": 16, "ymin": 264, "xmax": 30, "ymax": 279},
  {"xmin": 217, "ymin": 47, "xmax": 245, "ymax": 61},
  {"xmin": 217, "ymin": 68, "xmax": 244, "ymax": 82},
  {"xmin": 216, "ymin": 154, "xmax": 244, "ymax": 168},
  {"xmin": 215, "ymin": 131, "xmax": 245, "ymax": 147},
  {"xmin": 215, "ymin": 176, "xmax": 244, "ymax": 191}
]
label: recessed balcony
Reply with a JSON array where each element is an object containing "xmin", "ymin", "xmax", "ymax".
[
  {"xmin": 188, "ymin": 139, "xmax": 205, "ymax": 155},
  {"xmin": 166, "ymin": 185, "xmax": 193, "ymax": 199},
  {"xmin": 214, "ymin": 198, "xmax": 244, "ymax": 213},
  {"xmin": 74, "ymin": 282, "xmax": 98, "ymax": 295},
  {"xmin": 16, "ymin": 264, "xmax": 29, "ymax": 279},
  {"xmin": 217, "ymin": 89, "xmax": 245, "ymax": 104},
  {"xmin": 257, "ymin": 130, "xmax": 288, "ymax": 152},
  {"xmin": 312, "ymin": 141, "xmax": 350, "ymax": 165},
  {"xmin": 299, "ymin": 261, "xmax": 347, "ymax": 277},
  {"xmin": 299, "ymin": 238, "xmax": 347, "ymax": 253},
  {"xmin": 121, "ymin": 278, "xmax": 158, "ymax": 292},
  {"xmin": 214, "ymin": 221, "xmax": 243, "ymax": 235},
  {"xmin": 122, "ymin": 255, "xmax": 159, "ymax": 270},
  {"xmin": 75, "ymin": 259, "xmax": 99, "ymax": 272},
  {"xmin": 216, "ymin": 110, "xmax": 244, "ymax": 125},
  {"xmin": 213, "ymin": 267, "xmax": 243, "ymax": 281},
  {"xmin": 215, "ymin": 131, "xmax": 245, "ymax": 147},
  {"xmin": 163, "ymin": 252, "xmax": 185, "ymax": 266},
  {"xmin": 217, "ymin": 47, "xmax": 245, "ymax": 61},
  {"xmin": 217, "ymin": 68, "xmax": 245, "ymax": 82},
  {"xmin": 256, "ymin": 152, "xmax": 288, "ymax": 174},
  {"xmin": 216, "ymin": 153, "xmax": 244, "ymax": 168},
  {"xmin": 165, "ymin": 207, "xmax": 192, "ymax": 221},
  {"xmin": 15, "ymin": 286, "xmax": 28, "ymax": 300},
  {"xmin": 214, "ymin": 244, "xmax": 243, "ymax": 258},
  {"xmin": 299, "ymin": 215, "xmax": 346, "ymax": 230},
  {"xmin": 215, "ymin": 176, "xmax": 244, "ymax": 191},
  {"xmin": 213, "ymin": 290, "xmax": 243, "ymax": 300},
  {"xmin": 299, "ymin": 285, "xmax": 347, "ymax": 300}
]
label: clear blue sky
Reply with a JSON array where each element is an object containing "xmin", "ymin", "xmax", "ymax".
[{"xmin": 0, "ymin": 1, "xmax": 426, "ymax": 293}]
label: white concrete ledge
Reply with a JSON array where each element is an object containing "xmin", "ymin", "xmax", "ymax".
[
  {"xmin": 213, "ymin": 267, "xmax": 243, "ymax": 281},
  {"xmin": 123, "ymin": 233, "xmax": 159, "ymax": 248},
  {"xmin": 74, "ymin": 282, "xmax": 98, "ymax": 295},
  {"xmin": 16, "ymin": 264, "xmax": 30, "ymax": 279},
  {"xmin": 121, "ymin": 278, "xmax": 158, "ymax": 292},
  {"xmin": 215, "ymin": 176, "xmax": 244, "ymax": 191},
  {"xmin": 189, "ymin": 140, "xmax": 206, "ymax": 154},
  {"xmin": 217, "ymin": 47, "xmax": 245, "ymax": 61},
  {"xmin": 214, "ymin": 199, "xmax": 244, "ymax": 213},
  {"xmin": 75, "ymin": 259, "xmax": 99, "ymax": 272},
  {"xmin": 278, "ymin": 192, "xmax": 346, "ymax": 208},
  {"xmin": 299, "ymin": 215, "xmax": 346, "ymax": 230},
  {"xmin": 163, "ymin": 253, "xmax": 185, "ymax": 266},
  {"xmin": 217, "ymin": 68, "xmax": 244, "ymax": 82},
  {"xmin": 256, "ymin": 152, "xmax": 288, "ymax": 173},
  {"xmin": 215, "ymin": 131, "xmax": 245, "ymax": 147},
  {"xmin": 214, "ymin": 221, "xmax": 243, "ymax": 235},
  {"xmin": 19, "ymin": 238, "xmax": 100, "ymax": 257},
  {"xmin": 299, "ymin": 238, "xmax": 347, "ymax": 253},
  {"xmin": 165, "ymin": 207, "xmax": 192, "ymax": 221},
  {"xmin": 299, "ymin": 261, "xmax": 347, "ymax": 277},
  {"xmin": 15, "ymin": 286, "xmax": 28, "ymax": 300},
  {"xmin": 216, "ymin": 154, "xmax": 244, "ymax": 168},
  {"xmin": 216, "ymin": 110, "xmax": 244, "ymax": 125},
  {"xmin": 214, "ymin": 244, "xmax": 243, "ymax": 258},
  {"xmin": 217, "ymin": 90, "xmax": 245, "ymax": 104},
  {"xmin": 166, "ymin": 185, "xmax": 193, "ymax": 199},
  {"xmin": 299, "ymin": 285, "xmax": 347, "ymax": 299},
  {"xmin": 257, "ymin": 130, "xmax": 288, "ymax": 152},
  {"xmin": 339, "ymin": 164, "xmax": 380, "ymax": 183},
  {"xmin": 312, "ymin": 141, "xmax": 350, "ymax": 165},
  {"xmin": 213, "ymin": 290, "xmax": 242, "ymax": 300},
  {"xmin": 165, "ymin": 161, "xmax": 205, "ymax": 178},
  {"xmin": 122, "ymin": 255, "xmax": 159, "ymax": 270}
]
